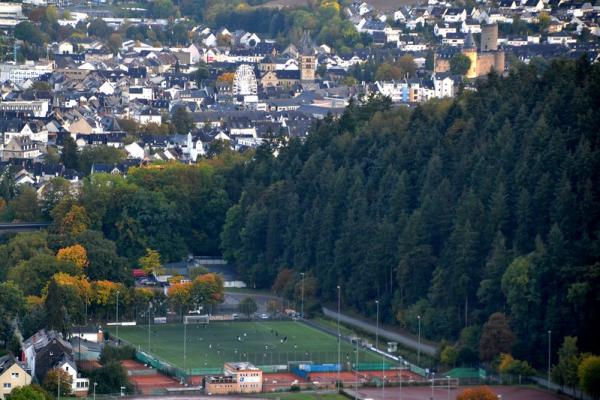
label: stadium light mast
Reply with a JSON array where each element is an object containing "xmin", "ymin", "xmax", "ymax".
[
  {"xmin": 337, "ymin": 285, "xmax": 341, "ymax": 393},
  {"xmin": 300, "ymin": 272, "xmax": 305, "ymax": 318},
  {"xmin": 375, "ymin": 300, "xmax": 379, "ymax": 352},
  {"xmin": 148, "ymin": 302, "xmax": 152, "ymax": 352},
  {"xmin": 355, "ymin": 338, "xmax": 359, "ymax": 399},
  {"xmin": 548, "ymin": 330, "xmax": 552, "ymax": 385},
  {"xmin": 417, "ymin": 315, "xmax": 421, "ymax": 364},
  {"xmin": 184, "ymin": 318, "xmax": 188, "ymax": 380},
  {"xmin": 375, "ymin": 300, "xmax": 384, "ymax": 399},
  {"xmin": 116, "ymin": 291, "xmax": 120, "ymax": 345}
]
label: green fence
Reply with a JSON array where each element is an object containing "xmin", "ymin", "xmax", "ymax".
[
  {"xmin": 353, "ymin": 362, "xmax": 396, "ymax": 371},
  {"xmin": 409, "ymin": 364, "xmax": 427, "ymax": 377},
  {"xmin": 135, "ymin": 350, "xmax": 188, "ymax": 381},
  {"xmin": 190, "ymin": 367, "xmax": 223, "ymax": 375}
]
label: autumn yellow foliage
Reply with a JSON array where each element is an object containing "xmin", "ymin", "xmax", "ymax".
[
  {"xmin": 50, "ymin": 272, "xmax": 92, "ymax": 300},
  {"xmin": 168, "ymin": 281, "xmax": 192, "ymax": 308},
  {"xmin": 57, "ymin": 244, "xmax": 88, "ymax": 270},
  {"xmin": 498, "ymin": 353, "xmax": 515, "ymax": 374},
  {"xmin": 59, "ymin": 204, "xmax": 90, "ymax": 236},
  {"xmin": 217, "ymin": 72, "xmax": 235, "ymax": 84},
  {"xmin": 92, "ymin": 280, "xmax": 123, "ymax": 305},
  {"xmin": 457, "ymin": 386, "xmax": 497, "ymax": 400}
]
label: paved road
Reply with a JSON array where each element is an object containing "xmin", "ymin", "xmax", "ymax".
[{"xmin": 322, "ymin": 307, "xmax": 438, "ymax": 356}]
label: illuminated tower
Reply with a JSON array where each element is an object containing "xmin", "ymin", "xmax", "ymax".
[{"xmin": 462, "ymin": 33, "xmax": 478, "ymax": 79}]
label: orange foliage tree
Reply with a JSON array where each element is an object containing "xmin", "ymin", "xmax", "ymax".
[
  {"xmin": 168, "ymin": 281, "xmax": 193, "ymax": 313},
  {"xmin": 59, "ymin": 204, "xmax": 90, "ymax": 236},
  {"xmin": 457, "ymin": 386, "xmax": 498, "ymax": 400},
  {"xmin": 217, "ymin": 72, "xmax": 235, "ymax": 84},
  {"xmin": 56, "ymin": 244, "xmax": 89, "ymax": 270},
  {"xmin": 191, "ymin": 273, "xmax": 224, "ymax": 307},
  {"xmin": 50, "ymin": 272, "xmax": 92, "ymax": 300}
]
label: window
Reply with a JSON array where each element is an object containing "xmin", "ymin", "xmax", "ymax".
[
  {"xmin": 3, "ymin": 383, "xmax": 11, "ymax": 388},
  {"xmin": 11, "ymin": 372, "xmax": 19, "ymax": 378}
]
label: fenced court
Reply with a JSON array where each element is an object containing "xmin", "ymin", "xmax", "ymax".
[{"xmin": 116, "ymin": 320, "xmax": 389, "ymax": 372}]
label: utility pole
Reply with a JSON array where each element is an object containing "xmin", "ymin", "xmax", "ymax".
[{"xmin": 337, "ymin": 285, "xmax": 341, "ymax": 393}]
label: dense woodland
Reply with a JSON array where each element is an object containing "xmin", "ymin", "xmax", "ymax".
[
  {"xmin": 1, "ymin": 59, "xmax": 599, "ymax": 378},
  {"xmin": 221, "ymin": 58, "xmax": 600, "ymax": 367}
]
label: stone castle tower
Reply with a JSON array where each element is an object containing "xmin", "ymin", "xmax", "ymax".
[
  {"xmin": 462, "ymin": 33, "xmax": 479, "ymax": 79},
  {"xmin": 460, "ymin": 25, "xmax": 504, "ymax": 79}
]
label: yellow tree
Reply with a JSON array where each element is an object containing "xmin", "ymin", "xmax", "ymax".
[
  {"xmin": 59, "ymin": 204, "xmax": 90, "ymax": 236},
  {"xmin": 168, "ymin": 281, "xmax": 192, "ymax": 315},
  {"xmin": 217, "ymin": 72, "xmax": 235, "ymax": 84},
  {"xmin": 56, "ymin": 244, "xmax": 89, "ymax": 270},
  {"xmin": 139, "ymin": 248, "xmax": 162, "ymax": 275},
  {"xmin": 50, "ymin": 272, "xmax": 92, "ymax": 300}
]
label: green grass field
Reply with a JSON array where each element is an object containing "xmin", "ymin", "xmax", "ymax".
[{"xmin": 117, "ymin": 321, "xmax": 386, "ymax": 371}]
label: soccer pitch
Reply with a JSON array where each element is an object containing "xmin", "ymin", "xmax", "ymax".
[{"xmin": 117, "ymin": 320, "xmax": 386, "ymax": 370}]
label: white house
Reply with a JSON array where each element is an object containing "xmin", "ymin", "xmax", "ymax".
[
  {"xmin": 127, "ymin": 86, "xmax": 153, "ymax": 101},
  {"xmin": 56, "ymin": 358, "xmax": 89, "ymax": 396},
  {"xmin": 394, "ymin": 9, "xmax": 409, "ymax": 23},
  {"xmin": 125, "ymin": 142, "xmax": 145, "ymax": 159},
  {"xmin": 434, "ymin": 23, "xmax": 457, "ymax": 37},
  {"xmin": 443, "ymin": 8, "xmax": 467, "ymax": 23},
  {"xmin": 136, "ymin": 109, "xmax": 162, "ymax": 125},
  {"xmin": 97, "ymin": 81, "xmax": 115, "ymax": 95},
  {"xmin": 240, "ymin": 32, "xmax": 261, "ymax": 47},
  {"xmin": 56, "ymin": 41, "xmax": 73, "ymax": 55},
  {"xmin": 433, "ymin": 73, "xmax": 456, "ymax": 98}
]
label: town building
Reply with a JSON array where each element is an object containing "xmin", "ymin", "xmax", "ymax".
[
  {"xmin": 205, "ymin": 362, "xmax": 263, "ymax": 395},
  {"xmin": 0, "ymin": 355, "xmax": 31, "ymax": 399}
]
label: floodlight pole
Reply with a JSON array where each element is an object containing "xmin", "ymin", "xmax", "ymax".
[
  {"xmin": 337, "ymin": 285, "xmax": 341, "ymax": 393},
  {"xmin": 300, "ymin": 272, "xmax": 305, "ymax": 318},
  {"xmin": 116, "ymin": 291, "xmax": 120, "ymax": 345},
  {"xmin": 355, "ymin": 338, "xmax": 359, "ymax": 400},
  {"xmin": 148, "ymin": 302, "xmax": 152, "ymax": 352},
  {"xmin": 375, "ymin": 300, "xmax": 379, "ymax": 351},
  {"xmin": 184, "ymin": 318, "xmax": 187, "ymax": 378},
  {"xmin": 417, "ymin": 315, "xmax": 421, "ymax": 364},
  {"xmin": 548, "ymin": 330, "xmax": 552, "ymax": 385}
]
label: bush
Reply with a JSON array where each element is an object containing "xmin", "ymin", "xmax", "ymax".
[
  {"xmin": 99, "ymin": 344, "xmax": 136, "ymax": 364},
  {"xmin": 88, "ymin": 361, "xmax": 132, "ymax": 394}
]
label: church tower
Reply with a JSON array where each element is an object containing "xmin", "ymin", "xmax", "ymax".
[{"xmin": 299, "ymin": 32, "xmax": 316, "ymax": 83}]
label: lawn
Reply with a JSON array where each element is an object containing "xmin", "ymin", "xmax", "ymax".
[{"xmin": 116, "ymin": 320, "xmax": 385, "ymax": 371}]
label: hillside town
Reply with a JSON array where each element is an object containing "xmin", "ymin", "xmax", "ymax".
[{"xmin": 0, "ymin": 0, "xmax": 598, "ymax": 182}]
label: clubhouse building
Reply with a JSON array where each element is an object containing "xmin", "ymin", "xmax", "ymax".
[{"xmin": 205, "ymin": 362, "xmax": 263, "ymax": 394}]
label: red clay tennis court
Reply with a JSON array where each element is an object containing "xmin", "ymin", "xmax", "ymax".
[
  {"xmin": 121, "ymin": 360, "xmax": 184, "ymax": 394},
  {"xmin": 361, "ymin": 369, "xmax": 424, "ymax": 382},
  {"xmin": 263, "ymin": 372, "xmax": 309, "ymax": 390}
]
